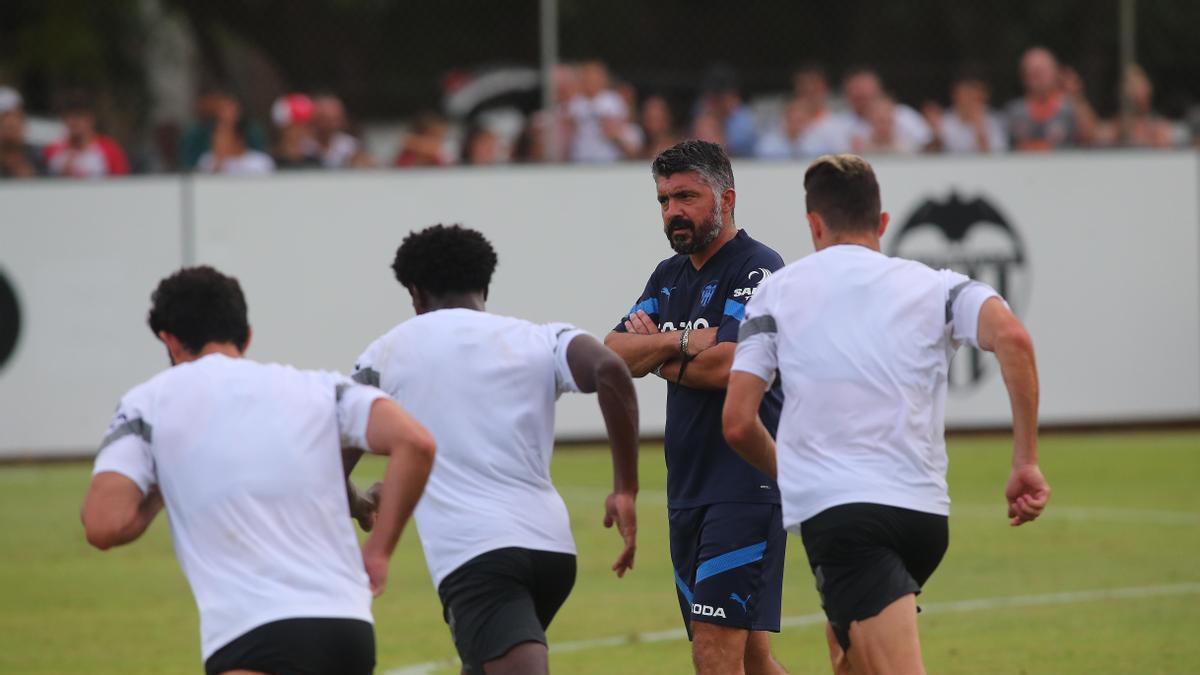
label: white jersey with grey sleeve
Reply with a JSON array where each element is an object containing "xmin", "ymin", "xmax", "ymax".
[
  {"xmin": 352, "ymin": 308, "xmax": 586, "ymax": 588},
  {"xmin": 91, "ymin": 354, "xmax": 389, "ymax": 661},
  {"xmin": 730, "ymin": 244, "xmax": 1003, "ymax": 531}
]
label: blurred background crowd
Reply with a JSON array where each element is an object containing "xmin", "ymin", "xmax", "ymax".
[{"xmin": 2, "ymin": 0, "xmax": 1198, "ymax": 179}]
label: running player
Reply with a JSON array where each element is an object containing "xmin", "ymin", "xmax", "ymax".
[
  {"xmin": 81, "ymin": 266, "xmax": 435, "ymax": 675},
  {"xmin": 349, "ymin": 224, "xmax": 639, "ymax": 675},
  {"xmin": 724, "ymin": 154, "xmax": 1050, "ymax": 675},
  {"xmin": 605, "ymin": 140, "xmax": 788, "ymax": 674}
]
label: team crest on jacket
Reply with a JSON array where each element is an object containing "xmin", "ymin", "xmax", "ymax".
[{"xmin": 699, "ymin": 281, "xmax": 718, "ymax": 307}]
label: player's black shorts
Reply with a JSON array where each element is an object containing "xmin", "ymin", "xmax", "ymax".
[
  {"xmin": 670, "ymin": 502, "xmax": 786, "ymax": 637},
  {"xmin": 203, "ymin": 617, "xmax": 375, "ymax": 675},
  {"xmin": 800, "ymin": 502, "xmax": 949, "ymax": 651},
  {"xmin": 437, "ymin": 547, "xmax": 577, "ymax": 674}
]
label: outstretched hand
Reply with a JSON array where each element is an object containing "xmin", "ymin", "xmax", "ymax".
[
  {"xmin": 604, "ymin": 491, "xmax": 637, "ymax": 577},
  {"xmin": 1005, "ymin": 463, "xmax": 1050, "ymax": 526}
]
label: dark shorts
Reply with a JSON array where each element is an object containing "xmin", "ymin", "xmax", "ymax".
[
  {"xmin": 800, "ymin": 502, "xmax": 949, "ymax": 651},
  {"xmin": 437, "ymin": 547, "xmax": 577, "ymax": 674},
  {"xmin": 203, "ymin": 617, "xmax": 375, "ymax": 675},
  {"xmin": 669, "ymin": 502, "xmax": 786, "ymax": 637}
]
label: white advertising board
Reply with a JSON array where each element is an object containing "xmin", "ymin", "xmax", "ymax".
[
  {"xmin": 1, "ymin": 154, "xmax": 1197, "ymax": 456},
  {"xmin": 0, "ymin": 179, "xmax": 184, "ymax": 456}
]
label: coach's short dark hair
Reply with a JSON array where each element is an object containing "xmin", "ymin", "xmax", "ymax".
[
  {"xmin": 147, "ymin": 266, "xmax": 249, "ymax": 354},
  {"xmin": 652, "ymin": 140, "xmax": 735, "ymax": 210},
  {"xmin": 803, "ymin": 154, "xmax": 881, "ymax": 234},
  {"xmin": 392, "ymin": 224, "xmax": 498, "ymax": 296}
]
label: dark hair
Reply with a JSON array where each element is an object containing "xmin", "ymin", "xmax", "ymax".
[
  {"xmin": 392, "ymin": 224, "xmax": 498, "ymax": 296},
  {"xmin": 651, "ymin": 139, "xmax": 735, "ymax": 214},
  {"xmin": 803, "ymin": 154, "xmax": 881, "ymax": 234},
  {"xmin": 147, "ymin": 266, "xmax": 250, "ymax": 353}
]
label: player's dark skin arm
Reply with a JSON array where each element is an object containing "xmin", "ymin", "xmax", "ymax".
[
  {"xmin": 81, "ymin": 474, "xmax": 165, "ymax": 550},
  {"xmin": 566, "ymin": 334, "xmax": 640, "ymax": 577},
  {"xmin": 722, "ymin": 371, "xmax": 777, "ymax": 479},
  {"xmin": 343, "ymin": 447, "xmax": 381, "ymax": 531}
]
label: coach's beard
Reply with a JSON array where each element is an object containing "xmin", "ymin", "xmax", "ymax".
[{"xmin": 666, "ymin": 208, "xmax": 722, "ymax": 255}]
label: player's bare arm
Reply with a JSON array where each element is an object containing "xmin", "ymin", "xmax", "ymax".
[
  {"xmin": 359, "ymin": 398, "xmax": 437, "ymax": 596},
  {"xmin": 722, "ymin": 371, "xmax": 777, "ymax": 479},
  {"xmin": 975, "ymin": 296, "xmax": 1049, "ymax": 526},
  {"xmin": 81, "ymin": 473, "xmax": 164, "ymax": 550},
  {"xmin": 566, "ymin": 333, "xmax": 641, "ymax": 577}
]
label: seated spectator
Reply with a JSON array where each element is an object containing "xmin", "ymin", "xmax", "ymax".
[
  {"xmin": 1005, "ymin": 47, "xmax": 1097, "ymax": 150},
  {"xmin": 0, "ymin": 86, "xmax": 46, "ymax": 178},
  {"xmin": 840, "ymin": 68, "xmax": 932, "ymax": 153},
  {"xmin": 695, "ymin": 65, "xmax": 757, "ymax": 157},
  {"xmin": 180, "ymin": 88, "xmax": 267, "ymax": 170},
  {"xmin": 306, "ymin": 93, "xmax": 374, "ymax": 168},
  {"xmin": 852, "ymin": 96, "xmax": 921, "ymax": 154},
  {"xmin": 639, "ymin": 94, "xmax": 681, "ymax": 159},
  {"xmin": 691, "ymin": 111, "xmax": 726, "ymax": 147},
  {"xmin": 791, "ymin": 64, "xmax": 852, "ymax": 156},
  {"xmin": 755, "ymin": 98, "xmax": 810, "ymax": 159},
  {"xmin": 567, "ymin": 60, "xmax": 641, "ymax": 162},
  {"xmin": 43, "ymin": 93, "xmax": 130, "ymax": 178},
  {"xmin": 271, "ymin": 93, "xmax": 321, "ymax": 170},
  {"xmin": 461, "ymin": 124, "xmax": 503, "ymax": 165},
  {"xmin": 196, "ymin": 114, "xmax": 275, "ymax": 176},
  {"xmin": 394, "ymin": 111, "xmax": 452, "ymax": 167},
  {"xmin": 1098, "ymin": 65, "xmax": 1175, "ymax": 148},
  {"xmin": 927, "ymin": 74, "xmax": 1008, "ymax": 153}
]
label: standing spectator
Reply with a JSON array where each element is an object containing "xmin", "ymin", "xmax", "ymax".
[
  {"xmin": 307, "ymin": 93, "xmax": 374, "ymax": 168},
  {"xmin": 927, "ymin": 74, "xmax": 1008, "ymax": 153},
  {"xmin": 1098, "ymin": 65, "xmax": 1176, "ymax": 148},
  {"xmin": 840, "ymin": 69, "xmax": 932, "ymax": 153},
  {"xmin": 852, "ymin": 96, "xmax": 921, "ymax": 154},
  {"xmin": 196, "ymin": 115, "xmax": 275, "ymax": 176},
  {"xmin": 180, "ymin": 88, "xmax": 267, "ymax": 170},
  {"xmin": 567, "ymin": 60, "xmax": 641, "ymax": 162},
  {"xmin": 271, "ymin": 93, "xmax": 321, "ymax": 170},
  {"xmin": 791, "ymin": 64, "xmax": 852, "ymax": 157},
  {"xmin": 394, "ymin": 111, "xmax": 452, "ymax": 167},
  {"xmin": 0, "ymin": 87, "xmax": 46, "ymax": 178},
  {"xmin": 1005, "ymin": 47, "xmax": 1097, "ymax": 151},
  {"xmin": 460, "ymin": 124, "xmax": 503, "ymax": 165},
  {"xmin": 640, "ymin": 95, "xmax": 682, "ymax": 159},
  {"xmin": 43, "ymin": 93, "xmax": 130, "ymax": 178},
  {"xmin": 696, "ymin": 65, "xmax": 757, "ymax": 157}
]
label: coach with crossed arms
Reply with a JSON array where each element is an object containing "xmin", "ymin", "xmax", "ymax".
[{"xmin": 723, "ymin": 154, "xmax": 1050, "ymax": 675}]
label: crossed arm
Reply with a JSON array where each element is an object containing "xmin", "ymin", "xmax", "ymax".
[{"xmin": 603, "ymin": 309, "xmax": 732, "ymax": 390}]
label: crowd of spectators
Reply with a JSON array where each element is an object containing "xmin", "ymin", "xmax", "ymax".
[{"xmin": 1, "ymin": 46, "xmax": 1194, "ymax": 180}]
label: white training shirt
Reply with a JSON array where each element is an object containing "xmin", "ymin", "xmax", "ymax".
[
  {"xmin": 352, "ymin": 309, "xmax": 586, "ymax": 588},
  {"xmin": 731, "ymin": 245, "xmax": 1002, "ymax": 531},
  {"xmin": 92, "ymin": 354, "xmax": 388, "ymax": 660}
]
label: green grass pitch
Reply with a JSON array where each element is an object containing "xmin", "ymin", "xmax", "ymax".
[{"xmin": 1, "ymin": 431, "xmax": 1197, "ymax": 674}]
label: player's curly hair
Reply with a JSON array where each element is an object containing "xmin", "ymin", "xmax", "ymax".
[
  {"xmin": 391, "ymin": 224, "xmax": 498, "ymax": 296},
  {"xmin": 147, "ymin": 266, "xmax": 250, "ymax": 354}
]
